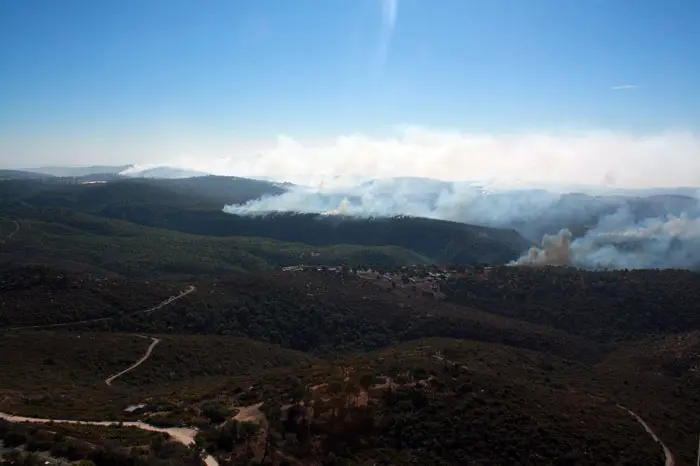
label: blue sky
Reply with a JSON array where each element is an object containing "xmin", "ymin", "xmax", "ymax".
[
  {"xmin": 2, "ymin": 0, "xmax": 699, "ymax": 134},
  {"xmin": 0, "ymin": 0, "xmax": 699, "ymax": 187}
]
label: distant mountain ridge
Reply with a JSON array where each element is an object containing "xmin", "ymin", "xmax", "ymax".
[
  {"xmin": 120, "ymin": 166, "xmax": 211, "ymax": 178},
  {"xmin": 20, "ymin": 164, "xmax": 212, "ymax": 179},
  {"xmin": 0, "ymin": 169, "xmax": 52, "ymax": 180},
  {"xmin": 24, "ymin": 165, "xmax": 133, "ymax": 177}
]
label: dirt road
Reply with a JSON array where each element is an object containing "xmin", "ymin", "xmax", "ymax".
[
  {"xmin": 0, "ymin": 412, "xmax": 218, "ymax": 466},
  {"xmin": 617, "ymin": 404, "xmax": 675, "ymax": 466},
  {"xmin": 4, "ymin": 286, "xmax": 196, "ymax": 331},
  {"xmin": 0, "ymin": 285, "xmax": 216, "ymax": 463},
  {"xmin": 7, "ymin": 220, "xmax": 19, "ymax": 240},
  {"xmin": 104, "ymin": 336, "xmax": 161, "ymax": 386}
]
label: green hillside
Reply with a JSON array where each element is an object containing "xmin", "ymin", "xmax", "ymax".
[
  {"xmin": 1, "ymin": 178, "xmax": 532, "ymax": 268},
  {"xmin": 0, "ymin": 265, "xmax": 603, "ymax": 362},
  {"xmin": 2, "ymin": 265, "xmax": 697, "ymax": 464},
  {"xmin": 0, "ymin": 209, "xmax": 424, "ymax": 278},
  {"xmin": 3, "ymin": 175, "xmax": 694, "ymax": 465}
]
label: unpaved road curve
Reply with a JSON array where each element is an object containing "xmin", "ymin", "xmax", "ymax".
[
  {"xmin": 3, "ymin": 286, "xmax": 195, "ymax": 331},
  {"xmin": 0, "ymin": 412, "xmax": 218, "ymax": 466},
  {"xmin": 105, "ymin": 336, "xmax": 161, "ymax": 386},
  {"xmin": 617, "ymin": 404, "xmax": 675, "ymax": 466},
  {"xmin": 7, "ymin": 220, "xmax": 19, "ymax": 240},
  {"xmin": 0, "ymin": 286, "xmax": 215, "ymax": 464}
]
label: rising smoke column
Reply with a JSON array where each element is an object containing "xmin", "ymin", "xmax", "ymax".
[
  {"xmin": 511, "ymin": 229, "xmax": 575, "ymax": 267},
  {"xmin": 511, "ymin": 208, "xmax": 700, "ymax": 270}
]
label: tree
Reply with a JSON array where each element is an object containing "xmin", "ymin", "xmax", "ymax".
[
  {"xmin": 2, "ymin": 450, "xmax": 23, "ymax": 466},
  {"xmin": 3, "ymin": 430, "xmax": 27, "ymax": 448},
  {"xmin": 413, "ymin": 367, "xmax": 428, "ymax": 381},
  {"xmin": 327, "ymin": 380, "xmax": 344, "ymax": 397},
  {"xmin": 201, "ymin": 401, "xmax": 234, "ymax": 423},
  {"xmin": 345, "ymin": 379, "xmax": 360, "ymax": 406},
  {"xmin": 288, "ymin": 376, "xmax": 306, "ymax": 403},
  {"xmin": 359, "ymin": 374, "xmax": 375, "ymax": 403},
  {"xmin": 73, "ymin": 461, "xmax": 97, "ymax": 466}
]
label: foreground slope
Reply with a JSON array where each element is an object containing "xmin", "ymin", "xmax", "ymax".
[
  {"xmin": 0, "ymin": 331, "xmax": 669, "ymax": 465},
  {"xmin": 3, "ymin": 265, "xmax": 699, "ymax": 463},
  {"xmin": 0, "ymin": 330, "xmax": 314, "ymax": 419},
  {"xmin": 161, "ymin": 339, "xmax": 666, "ymax": 465},
  {"xmin": 441, "ymin": 265, "xmax": 700, "ymax": 342}
]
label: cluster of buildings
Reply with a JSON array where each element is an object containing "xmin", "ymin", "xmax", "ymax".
[
  {"xmin": 281, "ymin": 264, "xmax": 343, "ymax": 273},
  {"xmin": 280, "ymin": 263, "xmax": 499, "ymax": 300}
]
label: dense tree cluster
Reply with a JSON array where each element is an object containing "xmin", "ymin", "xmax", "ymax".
[
  {"xmin": 0, "ymin": 208, "xmax": 422, "ymax": 278},
  {"xmin": 205, "ymin": 356, "xmax": 663, "ymax": 465},
  {"xmin": 0, "ymin": 267, "xmax": 598, "ymax": 361},
  {"xmin": 442, "ymin": 265, "xmax": 700, "ymax": 342},
  {"xmin": 0, "ymin": 267, "xmax": 181, "ymax": 327}
]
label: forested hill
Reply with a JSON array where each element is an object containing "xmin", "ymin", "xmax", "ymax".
[
  {"xmin": 0, "ymin": 265, "xmax": 602, "ymax": 362},
  {"xmin": 1, "ymin": 177, "xmax": 532, "ymax": 266},
  {"xmin": 0, "ymin": 206, "xmax": 424, "ymax": 278},
  {"xmin": 0, "ymin": 174, "xmax": 287, "ymax": 206},
  {"xmin": 193, "ymin": 213, "xmax": 530, "ymax": 265},
  {"xmin": 0, "ymin": 169, "xmax": 51, "ymax": 180},
  {"xmin": 441, "ymin": 265, "xmax": 700, "ymax": 342}
]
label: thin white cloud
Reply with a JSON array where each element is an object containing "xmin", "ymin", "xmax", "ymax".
[
  {"xmin": 382, "ymin": 0, "xmax": 398, "ymax": 28},
  {"xmin": 377, "ymin": 0, "xmax": 399, "ymax": 68},
  {"xmin": 609, "ymin": 84, "xmax": 641, "ymax": 90}
]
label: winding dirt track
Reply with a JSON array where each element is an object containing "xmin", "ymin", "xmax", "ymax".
[
  {"xmin": 7, "ymin": 220, "xmax": 20, "ymax": 240},
  {"xmin": 617, "ymin": 404, "xmax": 675, "ymax": 466},
  {"xmin": 104, "ymin": 336, "xmax": 161, "ymax": 386},
  {"xmin": 3, "ymin": 286, "xmax": 196, "ymax": 331},
  {"xmin": 0, "ymin": 285, "xmax": 218, "ymax": 464}
]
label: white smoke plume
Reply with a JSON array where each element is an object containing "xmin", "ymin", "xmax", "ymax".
[
  {"xmin": 513, "ymin": 229, "xmax": 575, "ymax": 267},
  {"xmin": 216, "ymin": 127, "xmax": 699, "ymax": 271},
  {"xmin": 224, "ymin": 178, "xmax": 700, "ymax": 271},
  {"xmin": 23, "ymin": 124, "xmax": 692, "ymax": 271},
  {"xmin": 511, "ymin": 207, "xmax": 700, "ymax": 270}
]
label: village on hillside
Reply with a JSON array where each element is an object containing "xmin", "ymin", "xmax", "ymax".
[{"xmin": 282, "ymin": 263, "xmax": 499, "ymax": 300}]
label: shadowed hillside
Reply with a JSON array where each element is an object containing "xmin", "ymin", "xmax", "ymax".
[
  {"xmin": 441, "ymin": 265, "xmax": 700, "ymax": 342},
  {"xmin": 1, "ymin": 178, "xmax": 533, "ymax": 269},
  {"xmin": 0, "ymin": 266, "xmax": 604, "ymax": 362},
  {"xmin": 0, "ymin": 212, "xmax": 423, "ymax": 277},
  {"xmin": 3, "ymin": 265, "xmax": 699, "ymax": 464}
]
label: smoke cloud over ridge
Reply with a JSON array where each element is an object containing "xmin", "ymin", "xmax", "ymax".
[
  {"xmin": 512, "ymin": 209, "xmax": 700, "ymax": 270},
  {"xmin": 224, "ymin": 178, "xmax": 700, "ymax": 269},
  {"xmin": 21, "ymin": 125, "xmax": 695, "ymax": 271},
  {"xmin": 224, "ymin": 176, "xmax": 700, "ymax": 271},
  {"xmin": 216, "ymin": 128, "xmax": 699, "ymax": 271}
]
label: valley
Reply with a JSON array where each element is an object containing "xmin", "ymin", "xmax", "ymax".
[
  {"xmin": 2, "ymin": 263, "xmax": 700, "ymax": 465},
  {"xmin": 1, "ymin": 173, "xmax": 699, "ymax": 465},
  {"xmin": 2, "ymin": 0, "xmax": 698, "ymax": 459}
]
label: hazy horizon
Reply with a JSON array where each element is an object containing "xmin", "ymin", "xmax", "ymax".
[
  {"xmin": 2, "ymin": 1, "xmax": 699, "ymax": 190},
  {"xmin": 4, "ymin": 127, "xmax": 699, "ymax": 191}
]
